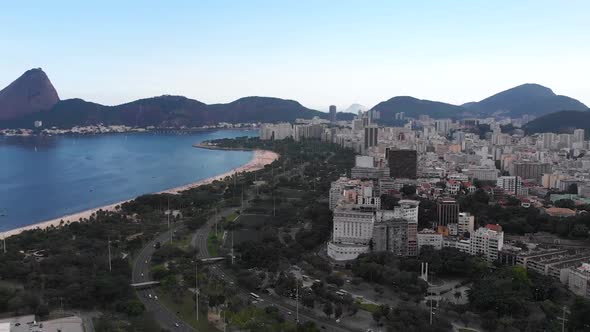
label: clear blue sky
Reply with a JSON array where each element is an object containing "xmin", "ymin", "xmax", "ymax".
[{"xmin": 2, "ymin": 1, "xmax": 589, "ymax": 110}]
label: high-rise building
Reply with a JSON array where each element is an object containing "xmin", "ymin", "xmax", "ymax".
[
  {"xmin": 435, "ymin": 119, "xmax": 452, "ymax": 136},
  {"xmin": 394, "ymin": 199, "xmax": 420, "ymax": 223},
  {"xmin": 436, "ymin": 198, "xmax": 459, "ymax": 226},
  {"xmin": 386, "ymin": 149, "xmax": 417, "ymax": 179},
  {"xmin": 373, "ymin": 218, "xmax": 417, "ymax": 257},
  {"xmin": 364, "ymin": 125, "xmax": 378, "ymax": 150},
  {"xmin": 496, "ymin": 176, "xmax": 522, "ymax": 195},
  {"xmin": 327, "ymin": 206, "xmax": 375, "ymax": 260},
  {"xmin": 540, "ymin": 133, "xmax": 555, "ymax": 149},
  {"xmin": 471, "ymin": 224, "xmax": 504, "ymax": 262},
  {"xmin": 458, "ymin": 212, "xmax": 475, "ymax": 235},
  {"xmin": 512, "ymin": 162, "xmax": 551, "ymax": 181},
  {"xmin": 329, "ymin": 105, "xmax": 337, "ymax": 123},
  {"xmin": 574, "ymin": 129, "xmax": 585, "ymax": 143},
  {"xmin": 259, "ymin": 123, "xmax": 293, "ymax": 140}
]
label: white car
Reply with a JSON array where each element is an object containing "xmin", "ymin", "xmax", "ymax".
[{"xmin": 174, "ymin": 323, "xmax": 180, "ymax": 327}]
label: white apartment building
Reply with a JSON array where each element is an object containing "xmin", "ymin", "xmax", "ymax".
[
  {"xmin": 496, "ymin": 176, "xmax": 522, "ymax": 195},
  {"xmin": 417, "ymin": 228, "xmax": 443, "ymax": 252},
  {"xmin": 470, "ymin": 225, "xmax": 504, "ymax": 262},
  {"xmin": 393, "ymin": 200, "xmax": 419, "ymax": 223},
  {"xmin": 259, "ymin": 123, "xmax": 293, "ymax": 140},
  {"xmin": 443, "ymin": 237, "xmax": 471, "ymax": 253},
  {"xmin": 458, "ymin": 212, "xmax": 475, "ymax": 235},
  {"xmin": 567, "ymin": 263, "xmax": 590, "ymax": 298},
  {"xmin": 328, "ymin": 206, "xmax": 375, "ymax": 261},
  {"xmin": 467, "ymin": 167, "xmax": 499, "ymax": 181}
]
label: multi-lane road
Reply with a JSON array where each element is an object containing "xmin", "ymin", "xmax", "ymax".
[
  {"xmin": 132, "ymin": 226, "xmax": 195, "ymax": 331},
  {"xmin": 133, "ymin": 205, "xmax": 357, "ymax": 332}
]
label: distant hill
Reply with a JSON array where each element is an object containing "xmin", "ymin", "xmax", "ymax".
[
  {"xmin": 0, "ymin": 68, "xmax": 59, "ymax": 120},
  {"xmin": 370, "ymin": 96, "xmax": 467, "ymax": 120},
  {"xmin": 343, "ymin": 103, "xmax": 368, "ymax": 114},
  {"xmin": 2, "ymin": 68, "xmax": 588, "ymax": 127},
  {"xmin": 464, "ymin": 83, "xmax": 587, "ymax": 117},
  {"xmin": 1, "ymin": 94, "xmax": 334, "ymax": 128},
  {"xmin": 523, "ymin": 110, "xmax": 590, "ymax": 135}
]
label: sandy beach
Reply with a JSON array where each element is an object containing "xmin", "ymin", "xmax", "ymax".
[{"xmin": 3, "ymin": 149, "xmax": 279, "ymax": 238}]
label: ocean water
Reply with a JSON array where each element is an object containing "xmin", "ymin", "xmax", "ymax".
[{"xmin": 0, "ymin": 130, "xmax": 256, "ymax": 230}]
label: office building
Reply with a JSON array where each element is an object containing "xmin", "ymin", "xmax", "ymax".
[
  {"xmin": 386, "ymin": 149, "xmax": 417, "ymax": 179},
  {"xmin": 573, "ymin": 129, "xmax": 585, "ymax": 143},
  {"xmin": 512, "ymin": 161, "xmax": 551, "ymax": 180},
  {"xmin": 436, "ymin": 198, "xmax": 459, "ymax": 226},
  {"xmin": 327, "ymin": 206, "xmax": 375, "ymax": 261},
  {"xmin": 364, "ymin": 125, "xmax": 378, "ymax": 150},
  {"xmin": 329, "ymin": 105, "xmax": 337, "ymax": 123}
]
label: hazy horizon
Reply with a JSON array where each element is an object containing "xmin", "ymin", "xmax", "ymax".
[{"xmin": 2, "ymin": 1, "xmax": 589, "ymax": 110}]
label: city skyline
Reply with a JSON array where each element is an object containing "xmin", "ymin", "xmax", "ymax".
[{"xmin": 2, "ymin": 1, "xmax": 589, "ymax": 110}]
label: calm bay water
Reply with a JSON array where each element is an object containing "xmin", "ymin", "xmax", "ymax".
[{"xmin": 0, "ymin": 130, "xmax": 256, "ymax": 229}]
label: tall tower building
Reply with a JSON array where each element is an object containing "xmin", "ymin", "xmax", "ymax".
[
  {"xmin": 364, "ymin": 125, "xmax": 378, "ymax": 150},
  {"xmin": 386, "ymin": 149, "xmax": 417, "ymax": 179},
  {"xmin": 436, "ymin": 198, "xmax": 459, "ymax": 227},
  {"xmin": 329, "ymin": 105, "xmax": 337, "ymax": 123},
  {"xmin": 574, "ymin": 129, "xmax": 585, "ymax": 143}
]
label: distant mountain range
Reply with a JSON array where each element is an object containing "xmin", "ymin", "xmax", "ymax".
[
  {"xmin": 370, "ymin": 84, "xmax": 587, "ymax": 120},
  {"xmin": 523, "ymin": 110, "xmax": 590, "ymax": 135},
  {"xmin": 0, "ymin": 68, "xmax": 587, "ymax": 128}
]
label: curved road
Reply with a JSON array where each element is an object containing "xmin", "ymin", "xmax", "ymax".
[
  {"xmin": 133, "ymin": 207, "xmax": 356, "ymax": 331},
  {"xmin": 192, "ymin": 208, "xmax": 355, "ymax": 332}
]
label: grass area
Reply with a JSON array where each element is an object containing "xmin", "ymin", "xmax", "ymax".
[
  {"xmin": 357, "ymin": 301, "xmax": 379, "ymax": 313},
  {"xmin": 224, "ymin": 211, "xmax": 238, "ymax": 223},
  {"xmin": 207, "ymin": 231, "xmax": 222, "ymax": 257},
  {"xmin": 173, "ymin": 233, "xmax": 193, "ymax": 251},
  {"xmin": 156, "ymin": 288, "xmax": 219, "ymax": 332}
]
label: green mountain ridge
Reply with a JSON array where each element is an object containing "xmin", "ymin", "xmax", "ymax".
[
  {"xmin": 523, "ymin": 110, "xmax": 590, "ymax": 135},
  {"xmin": 0, "ymin": 69, "xmax": 587, "ymax": 127}
]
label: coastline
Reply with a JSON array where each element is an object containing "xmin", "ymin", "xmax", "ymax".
[{"xmin": 3, "ymin": 149, "xmax": 279, "ymax": 238}]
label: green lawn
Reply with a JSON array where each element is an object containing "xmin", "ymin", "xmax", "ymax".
[
  {"xmin": 357, "ymin": 301, "xmax": 379, "ymax": 313},
  {"xmin": 207, "ymin": 231, "xmax": 222, "ymax": 257},
  {"xmin": 173, "ymin": 233, "xmax": 193, "ymax": 250},
  {"xmin": 224, "ymin": 211, "xmax": 238, "ymax": 223},
  {"xmin": 155, "ymin": 288, "xmax": 219, "ymax": 332}
]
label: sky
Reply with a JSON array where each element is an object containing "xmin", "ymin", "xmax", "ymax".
[{"xmin": 2, "ymin": 1, "xmax": 589, "ymax": 111}]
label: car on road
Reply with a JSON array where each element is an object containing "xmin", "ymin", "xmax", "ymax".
[
  {"xmin": 174, "ymin": 323, "xmax": 179, "ymax": 327},
  {"xmin": 154, "ymin": 295, "xmax": 158, "ymax": 300},
  {"xmin": 148, "ymin": 294, "xmax": 152, "ymax": 299}
]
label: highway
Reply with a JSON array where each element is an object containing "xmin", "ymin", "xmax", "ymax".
[
  {"xmin": 132, "ymin": 226, "xmax": 195, "ymax": 332},
  {"xmin": 192, "ymin": 208, "xmax": 355, "ymax": 332},
  {"xmin": 132, "ymin": 197, "xmax": 357, "ymax": 331}
]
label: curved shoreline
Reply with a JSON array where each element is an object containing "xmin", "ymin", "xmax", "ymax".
[{"xmin": 3, "ymin": 149, "xmax": 279, "ymax": 238}]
